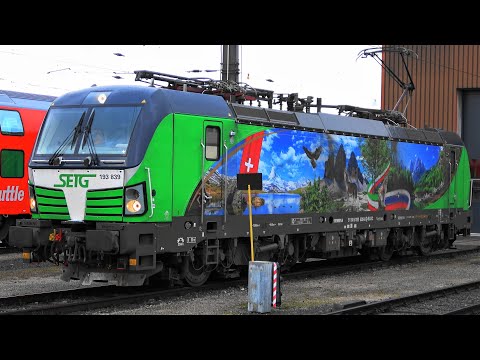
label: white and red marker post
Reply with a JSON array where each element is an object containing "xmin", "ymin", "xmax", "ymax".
[{"xmin": 272, "ymin": 262, "xmax": 281, "ymax": 308}]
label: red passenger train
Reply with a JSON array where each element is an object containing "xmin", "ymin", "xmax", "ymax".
[{"xmin": 0, "ymin": 90, "xmax": 56, "ymax": 245}]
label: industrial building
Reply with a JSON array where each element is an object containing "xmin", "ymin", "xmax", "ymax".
[{"xmin": 381, "ymin": 45, "xmax": 480, "ymax": 231}]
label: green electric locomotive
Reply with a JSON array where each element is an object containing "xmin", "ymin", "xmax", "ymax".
[{"xmin": 9, "ymin": 70, "xmax": 472, "ymax": 286}]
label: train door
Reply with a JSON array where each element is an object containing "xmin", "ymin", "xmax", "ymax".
[
  {"xmin": 469, "ymin": 159, "xmax": 480, "ymax": 233},
  {"xmin": 449, "ymin": 150, "xmax": 456, "ymax": 206},
  {"xmin": 202, "ymin": 121, "xmax": 224, "ymax": 222},
  {"xmin": 0, "ymin": 108, "xmax": 27, "ymax": 243},
  {"xmin": 462, "ymin": 91, "xmax": 480, "ymax": 232}
]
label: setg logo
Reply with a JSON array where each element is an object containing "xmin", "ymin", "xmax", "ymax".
[{"xmin": 54, "ymin": 174, "xmax": 96, "ymax": 188}]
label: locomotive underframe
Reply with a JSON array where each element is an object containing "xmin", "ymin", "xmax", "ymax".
[{"xmin": 9, "ymin": 207, "xmax": 471, "ymax": 286}]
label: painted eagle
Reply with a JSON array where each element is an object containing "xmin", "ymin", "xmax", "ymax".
[{"xmin": 303, "ymin": 146, "xmax": 322, "ymax": 168}]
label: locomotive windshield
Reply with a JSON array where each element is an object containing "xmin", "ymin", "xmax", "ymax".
[{"xmin": 35, "ymin": 106, "xmax": 141, "ymax": 156}]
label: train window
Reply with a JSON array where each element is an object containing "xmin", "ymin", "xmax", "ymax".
[
  {"xmin": 36, "ymin": 108, "xmax": 87, "ymax": 155},
  {"xmin": 78, "ymin": 106, "xmax": 140, "ymax": 155},
  {"xmin": 205, "ymin": 126, "xmax": 220, "ymax": 160},
  {"xmin": 0, "ymin": 149, "xmax": 24, "ymax": 178},
  {"xmin": 0, "ymin": 110, "xmax": 23, "ymax": 135}
]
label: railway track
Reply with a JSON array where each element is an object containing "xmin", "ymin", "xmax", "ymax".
[
  {"xmin": 0, "ymin": 246, "xmax": 19, "ymax": 255},
  {"xmin": 326, "ymin": 279, "xmax": 480, "ymax": 315},
  {"xmin": 0, "ymin": 279, "xmax": 243, "ymax": 315},
  {"xmin": 445, "ymin": 302, "xmax": 480, "ymax": 314},
  {"xmin": 2, "ymin": 244, "xmax": 479, "ymax": 315}
]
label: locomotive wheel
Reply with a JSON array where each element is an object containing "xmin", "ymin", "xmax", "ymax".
[
  {"xmin": 418, "ymin": 238, "xmax": 432, "ymax": 255},
  {"xmin": 378, "ymin": 245, "xmax": 393, "ymax": 261},
  {"xmin": 182, "ymin": 253, "xmax": 211, "ymax": 287},
  {"xmin": 359, "ymin": 248, "xmax": 379, "ymax": 261}
]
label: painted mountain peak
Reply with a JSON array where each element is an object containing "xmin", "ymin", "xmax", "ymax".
[{"xmin": 410, "ymin": 157, "xmax": 427, "ymax": 184}]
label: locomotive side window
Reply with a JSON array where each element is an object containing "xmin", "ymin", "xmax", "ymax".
[
  {"xmin": 205, "ymin": 126, "xmax": 220, "ymax": 160},
  {"xmin": 0, "ymin": 149, "xmax": 24, "ymax": 178},
  {"xmin": 0, "ymin": 110, "xmax": 24, "ymax": 135}
]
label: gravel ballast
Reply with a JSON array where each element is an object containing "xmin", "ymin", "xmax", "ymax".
[{"xmin": 1, "ymin": 237, "xmax": 480, "ymax": 315}]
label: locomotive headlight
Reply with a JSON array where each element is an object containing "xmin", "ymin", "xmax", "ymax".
[
  {"xmin": 125, "ymin": 187, "xmax": 140, "ymax": 200},
  {"xmin": 97, "ymin": 93, "xmax": 107, "ymax": 104},
  {"xmin": 126, "ymin": 199, "xmax": 142, "ymax": 213},
  {"xmin": 28, "ymin": 184, "xmax": 37, "ymax": 213},
  {"xmin": 124, "ymin": 183, "xmax": 146, "ymax": 216},
  {"xmin": 30, "ymin": 198, "xmax": 36, "ymax": 210}
]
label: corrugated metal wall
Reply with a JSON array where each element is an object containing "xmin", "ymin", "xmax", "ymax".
[{"xmin": 382, "ymin": 45, "xmax": 480, "ymax": 132}]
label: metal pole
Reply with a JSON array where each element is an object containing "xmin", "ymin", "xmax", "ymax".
[
  {"xmin": 221, "ymin": 45, "xmax": 239, "ymax": 84},
  {"xmin": 224, "ymin": 141, "xmax": 228, "ymax": 224},
  {"xmin": 201, "ymin": 141, "xmax": 205, "ymax": 226},
  {"xmin": 248, "ymin": 184, "xmax": 254, "ymax": 261}
]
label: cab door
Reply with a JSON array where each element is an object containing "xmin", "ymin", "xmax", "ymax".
[{"xmin": 202, "ymin": 121, "xmax": 224, "ymax": 219}]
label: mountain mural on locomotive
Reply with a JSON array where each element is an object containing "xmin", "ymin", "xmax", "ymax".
[{"xmin": 188, "ymin": 128, "xmax": 450, "ymax": 216}]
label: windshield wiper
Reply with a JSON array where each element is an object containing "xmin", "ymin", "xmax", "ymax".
[
  {"xmin": 48, "ymin": 111, "xmax": 86, "ymax": 165},
  {"xmin": 70, "ymin": 111, "xmax": 86, "ymax": 149},
  {"xmin": 81, "ymin": 109, "xmax": 99, "ymax": 166}
]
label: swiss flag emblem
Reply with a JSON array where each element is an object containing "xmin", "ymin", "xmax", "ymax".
[{"xmin": 239, "ymin": 131, "xmax": 264, "ymax": 174}]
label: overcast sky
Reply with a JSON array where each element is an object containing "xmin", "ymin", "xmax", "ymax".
[{"xmin": 0, "ymin": 45, "xmax": 381, "ymax": 113}]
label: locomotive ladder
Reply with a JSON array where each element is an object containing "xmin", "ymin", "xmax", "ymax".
[{"xmin": 205, "ymin": 239, "xmax": 220, "ymax": 265}]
